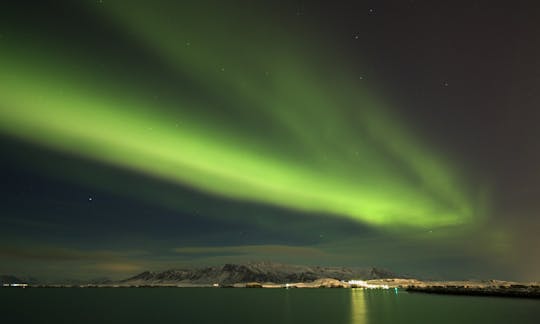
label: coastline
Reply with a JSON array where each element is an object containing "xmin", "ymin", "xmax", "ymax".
[
  {"xmin": 6, "ymin": 278, "xmax": 539, "ymax": 299},
  {"xmin": 406, "ymin": 283, "xmax": 540, "ymax": 299}
]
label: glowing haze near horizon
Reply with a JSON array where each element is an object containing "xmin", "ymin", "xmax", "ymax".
[{"xmin": 1, "ymin": 1, "xmax": 539, "ymax": 281}]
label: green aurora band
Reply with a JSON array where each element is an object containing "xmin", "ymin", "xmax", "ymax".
[{"xmin": 0, "ymin": 1, "xmax": 476, "ymax": 228}]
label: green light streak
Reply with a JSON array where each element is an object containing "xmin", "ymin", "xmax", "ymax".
[{"xmin": 0, "ymin": 2, "xmax": 475, "ymax": 228}]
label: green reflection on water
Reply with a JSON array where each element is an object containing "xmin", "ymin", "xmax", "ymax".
[{"xmin": 350, "ymin": 288, "xmax": 368, "ymax": 324}]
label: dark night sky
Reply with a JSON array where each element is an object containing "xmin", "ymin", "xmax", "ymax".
[{"xmin": 0, "ymin": 0, "xmax": 539, "ymax": 281}]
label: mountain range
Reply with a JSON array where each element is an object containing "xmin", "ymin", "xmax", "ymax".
[
  {"xmin": 1, "ymin": 263, "xmax": 402, "ymax": 285},
  {"xmin": 121, "ymin": 262, "xmax": 400, "ymax": 285}
]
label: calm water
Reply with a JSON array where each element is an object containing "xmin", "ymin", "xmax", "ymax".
[{"xmin": 1, "ymin": 288, "xmax": 538, "ymax": 323}]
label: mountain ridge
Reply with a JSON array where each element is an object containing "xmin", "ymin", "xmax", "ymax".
[
  {"xmin": 121, "ymin": 262, "xmax": 401, "ymax": 285},
  {"xmin": 0, "ymin": 275, "xmax": 24, "ymax": 285}
]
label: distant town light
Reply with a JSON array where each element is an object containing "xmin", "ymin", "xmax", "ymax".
[
  {"xmin": 347, "ymin": 280, "xmax": 389, "ymax": 289},
  {"xmin": 5, "ymin": 283, "xmax": 29, "ymax": 288}
]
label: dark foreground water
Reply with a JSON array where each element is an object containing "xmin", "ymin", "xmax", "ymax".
[{"xmin": 1, "ymin": 288, "xmax": 538, "ymax": 323}]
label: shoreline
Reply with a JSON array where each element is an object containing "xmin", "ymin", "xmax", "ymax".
[
  {"xmin": 3, "ymin": 278, "xmax": 539, "ymax": 299},
  {"xmin": 406, "ymin": 285, "xmax": 540, "ymax": 299}
]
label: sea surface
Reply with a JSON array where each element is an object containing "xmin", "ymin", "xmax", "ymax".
[{"xmin": 1, "ymin": 288, "xmax": 538, "ymax": 323}]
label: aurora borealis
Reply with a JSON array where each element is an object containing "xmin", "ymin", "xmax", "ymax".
[{"xmin": 1, "ymin": 1, "xmax": 539, "ymax": 281}]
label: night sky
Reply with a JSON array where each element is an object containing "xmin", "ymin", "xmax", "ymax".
[{"xmin": 1, "ymin": 0, "xmax": 539, "ymax": 282}]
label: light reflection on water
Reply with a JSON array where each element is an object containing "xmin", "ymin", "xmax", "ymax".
[
  {"xmin": 350, "ymin": 288, "xmax": 368, "ymax": 324},
  {"xmin": 1, "ymin": 287, "xmax": 538, "ymax": 323}
]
